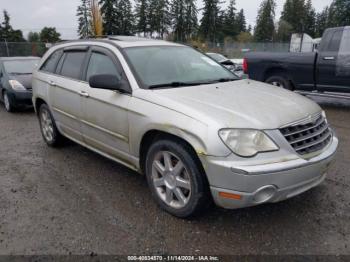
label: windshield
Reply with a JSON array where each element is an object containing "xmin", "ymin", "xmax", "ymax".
[
  {"xmin": 207, "ymin": 53, "xmax": 227, "ymax": 62},
  {"xmin": 124, "ymin": 46, "xmax": 237, "ymax": 89},
  {"xmin": 3, "ymin": 59, "xmax": 39, "ymax": 74}
]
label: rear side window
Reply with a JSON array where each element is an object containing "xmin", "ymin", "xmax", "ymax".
[
  {"xmin": 60, "ymin": 51, "xmax": 86, "ymax": 80},
  {"xmin": 86, "ymin": 52, "xmax": 121, "ymax": 81},
  {"xmin": 325, "ymin": 30, "xmax": 343, "ymax": 52},
  {"xmin": 40, "ymin": 49, "xmax": 62, "ymax": 73}
]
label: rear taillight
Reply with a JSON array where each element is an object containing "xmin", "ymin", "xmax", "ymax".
[{"xmin": 243, "ymin": 58, "xmax": 248, "ymax": 74}]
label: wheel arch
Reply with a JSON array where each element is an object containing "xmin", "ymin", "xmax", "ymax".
[
  {"xmin": 34, "ymin": 97, "xmax": 47, "ymax": 115},
  {"xmin": 263, "ymin": 67, "xmax": 296, "ymax": 90},
  {"xmin": 139, "ymin": 129, "xmax": 207, "ymax": 176}
]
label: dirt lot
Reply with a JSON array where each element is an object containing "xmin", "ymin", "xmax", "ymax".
[{"xmin": 0, "ymin": 96, "xmax": 349, "ymax": 256}]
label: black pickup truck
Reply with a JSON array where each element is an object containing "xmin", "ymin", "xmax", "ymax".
[{"xmin": 244, "ymin": 26, "xmax": 350, "ymax": 93}]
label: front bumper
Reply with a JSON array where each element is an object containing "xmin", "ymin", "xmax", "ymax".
[
  {"xmin": 202, "ymin": 135, "xmax": 338, "ymax": 209},
  {"xmin": 8, "ymin": 90, "xmax": 33, "ymax": 106}
]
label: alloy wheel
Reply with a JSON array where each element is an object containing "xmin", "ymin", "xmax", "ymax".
[
  {"xmin": 151, "ymin": 151, "xmax": 192, "ymax": 209},
  {"xmin": 40, "ymin": 108, "xmax": 54, "ymax": 142}
]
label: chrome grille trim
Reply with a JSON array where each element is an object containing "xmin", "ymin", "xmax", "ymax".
[{"xmin": 280, "ymin": 115, "xmax": 332, "ymax": 155}]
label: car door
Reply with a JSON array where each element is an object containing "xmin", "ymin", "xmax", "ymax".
[
  {"xmin": 316, "ymin": 28, "xmax": 345, "ymax": 92},
  {"xmin": 80, "ymin": 46, "xmax": 132, "ymax": 161},
  {"xmin": 50, "ymin": 46, "xmax": 89, "ymax": 143},
  {"xmin": 335, "ymin": 27, "xmax": 350, "ymax": 92}
]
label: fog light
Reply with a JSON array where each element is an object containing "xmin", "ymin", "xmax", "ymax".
[{"xmin": 253, "ymin": 185, "xmax": 277, "ymax": 203}]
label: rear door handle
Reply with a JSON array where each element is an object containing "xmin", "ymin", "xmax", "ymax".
[
  {"xmin": 49, "ymin": 80, "xmax": 57, "ymax": 86},
  {"xmin": 323, "ymin": 56, "xmax": 335, "ymax": 60},
  {"xmin": 79, "ymin": 90, "xmax": 90, "ymax": 98}
]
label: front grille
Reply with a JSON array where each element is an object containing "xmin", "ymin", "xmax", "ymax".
[{"xmin": 280, "ymin": 115, "xmax": 332, "ymax": 155}]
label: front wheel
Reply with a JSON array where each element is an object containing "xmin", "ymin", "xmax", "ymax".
[
  {"xmin": 145, "ymin": 139, "xmax": 210, "ymax": 218},
  {"xmin": 266, "ymin": 74, "xmax": 293, "ymax": 90},
  {"xmin": 3, "ymin": 91, "xmax": 15, "ymax": 112}
]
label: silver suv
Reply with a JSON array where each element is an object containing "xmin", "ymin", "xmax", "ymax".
[{"xmin": 32, "ymin": 37, "xmax": 338, "ymax": 217}]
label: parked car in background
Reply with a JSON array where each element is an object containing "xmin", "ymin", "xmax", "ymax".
[
  {"xmin": 0, "ymin": 57, "xmax": 40, "ymax": 112},
  {"xmin": 32, "ymin": 37, "xmax": 338, "ymax": 218},
  {"xmin": 206, "ymin": 52, "xmax": 245, "ymax": 78},
  {"xmin": 244, "ymin": 26, "xmax": 350, "ymax": 93}
]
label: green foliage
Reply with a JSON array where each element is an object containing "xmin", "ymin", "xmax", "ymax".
[
  {"xmin": 171, "ymin": 0, "xmax": 198, "ymax": 42},
  {"xmin": 0, "ymin": 10, "xmax": 25, "ymax": 42},
  {"xmin": 254, "ymin": 0, "xmax": 276, "ymax": 42},
  {"xmin": 77, "ymin": 0, "xmax": 92, "ymax": 38},
  {"xmin": 28, "ymin": 32, "xmax": 40, "ymax": 42},
  {"xmin": 328, "ymin": 0, "xmax": 350, "ymax": 28},
  {"xmin": 236, "ymin": 9, "xmax": 246, "ymax": 33},
  {"xmin": 199, "ymin": 0, "xmax": 221, "ymax": 42},
  {"xmin": 40, "ymin": 27, "xmax": 61, "ymax": 42},
  {"xmin": 135, "ymin": 0, "xmax": 149, "ymax": 35}
]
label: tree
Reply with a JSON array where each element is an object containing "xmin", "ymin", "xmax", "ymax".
[
  {"xmin": 40, "ymin": 27, "xmax": 61, "ymax": 42},
  {"xmin": 99, "ymin": 0, "xmax": 116, "ymax": 35},
  {"xmin": 135, "ymin": 0, "xmax": 149, "ymax": 35},
  {"xmin": 236, "ymin": 31, "xmax": 253, "ymax": 43},
  {"xmin": 254, "ymin": 0, "xmax": 276, "ymax": 42},
  {"xmin": 236, "ymin": 9, "xmax": 247, "ymax": 33},
  {"xmin": 222, "ymin": 0, "xmax": 238, "ymax": 39},
  {"xmin": 0, "ymin": 10, "xmax": 25, "ymax": 42},
  {"xmin": 276, "ymin": 19, "xmax": 293, "ymax": 41},
  {"xmin": 171, "ymin": 0, "xmax": 198, "ymax": 42},
  {"xmin": 199, "ymin": 0, "xmax": 221, "ymax": 42},
  {"xmin": 304, "ymin": 0, "xmax": 316, "ymax": 37},
  {"xmin": 327, "ymin": 0, "xmax": 350, "ymax": 27},
  {"xmin": 315, "ymin": 7, "xmax": 329, "ymax": 37},
  {"xmin": 117, "ymin": 0, "xmax": 134, "ymax": 35},
  {"xmin": 28, "ymin": 32, "xmax": 40, "ymax": 42},
  {"xmin": 77, "ymin": 0, "xmax": 92, "ymax": 38}
]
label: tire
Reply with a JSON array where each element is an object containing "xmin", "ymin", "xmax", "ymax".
[
  {"xmin": 266, "ymin": 74, "xmax": 293, "ymax": 90},
  {"xmin": 38, "ymin": 103, "xmax": 65, "ymax": 147},
  {"xmin": 145, "ymin": 138, "xmax": 211, "ymax": 218},
  {"xmin": 3, "ymin": 91, "xmax": 15, "ymax": 112}
]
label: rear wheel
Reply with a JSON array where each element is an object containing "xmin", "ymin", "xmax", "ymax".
[
  {"xmin": 3, "ymin": 91, "xmax": 14, "ymax": 112},
  {"xmin": 266, "ymin": 74, "xmax": 293, "ymax": 90},
  {"xmin": 39, "ymin": 103, "xmax": 64, "ymax": 147},
  {"xmin": 145, "ymin": 139, "xmax": 210, "ymax": 218}
]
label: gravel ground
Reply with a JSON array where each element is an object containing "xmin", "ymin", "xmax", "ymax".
[{"xmin": 0, "ymin": 95, "xmax": 349, "ymax": 256}]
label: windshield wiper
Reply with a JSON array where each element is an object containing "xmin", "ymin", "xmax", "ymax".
[
  {"xmin": 148, "ymin": 81, "xmax": 205, "ymax": 89},
  {"xmin": 211, "ymin": 77, "xmax": 238, "ymax": 83},
  {"xmin": 10, "ymin": 72, "xmax": 32, "ymax": 75}
]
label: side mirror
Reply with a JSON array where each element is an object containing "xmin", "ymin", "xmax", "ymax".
[{"xmin": 89, "ymin": 74, "xmax": 130, "ymax": 93}]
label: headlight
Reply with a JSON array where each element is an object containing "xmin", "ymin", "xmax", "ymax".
[
  {"xmin": 219, "ymin": 129, "xmax": 279, "ymax": 157},
  {"xmin": 9, "ymin": 80, "xmax": 26, "ymax": 91}
]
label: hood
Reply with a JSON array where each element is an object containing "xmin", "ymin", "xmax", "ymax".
[
  {"xmin": 142, "ymin": 79, "xmax": 321, "ymax": 129},
  {"xmin": 9, "ymin": 74, "xmax": 33, "ymax": 90}
]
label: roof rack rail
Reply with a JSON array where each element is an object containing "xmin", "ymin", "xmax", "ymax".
[{"xmin": 107, "ymin": 35, "xmax": 154, "ymax": 41}]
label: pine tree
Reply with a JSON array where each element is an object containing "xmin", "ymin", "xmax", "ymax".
[
  {"xmin": 99, "ymin": 0, "xmax": 117, "ymax": 35},
  {"xmin": 135, "ymin": 0, "xmax": 149, "ymax": 36},
  {"xmin": 328, "ymin": 0, "xmax": 350, "ymax": 27},
  {"xmin": 303, "ymin": 0, "xmax": 316, "ymax": 37},
  {"xmin": 28, "ymin": 32, "xmax": 40, "ymax": 42},
  {"xmin": 77, "ymin": 0, "xmax": 92, "ymax": 38},
  {"xmin": 280, "ymin": 0, "xmax": 307, "ymax": 33},
  {"xmin": 199, "ymin": 0, "xmax": 221, "ymax": 42},
  {"xmin": 171, "ymin": 0, "xmax": 198, "ymax": 42},
  {"xmin": 117, "ymin": 0, "xmax": 134, "ymax": 35},
  {"xmin": 222, "ymin": 0, "xmax": 238, "ymax": 38},
  {"xmin": 315, "ymin": 7, "xmax": 329, "ymax": 37},
  {"xmin": 254, "ymin": 0, "xmax": 276, "ymax": 42},
  {"xmin": 0, "ymin": 10, "xmax": 25, "ymax": 42},
  {"xmin": 236, "ymin": 9, "xmax": 247, "ymax": 33}
]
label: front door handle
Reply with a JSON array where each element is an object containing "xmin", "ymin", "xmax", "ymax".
[
  {"xmin": 323, "ymin": 56, "xmax": 335, "ymax": 60},
  {"xmin": 79, "ymin": 90, "xmax": 90, "ymax": 98}
]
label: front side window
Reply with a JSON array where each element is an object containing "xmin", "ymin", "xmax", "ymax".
[
  {"xmin": 4, "ymin": 59, "xmax": 40, "ymax": 74},
  {"xmin": 124, "ymin": 46, "xmax": 237, "ymax": 89},
  {"xmin": 326, "ymin": 30, "xmax": 343, "ymax": 52},
  {"xmin": 40, "ymin": 50, "xmax": 62, "ymax": 73},
  {"xmin": 86, "ymin": 52, "xmax": 121, "ymax": 81},
  {"xmin": 60, "ymin": 51, "xmax": 86, "ymax": 80}
]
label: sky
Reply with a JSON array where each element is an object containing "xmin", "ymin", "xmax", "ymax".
[{"xmin": 0, "ymin": 0, "xmax": 333, "ymax": 39}]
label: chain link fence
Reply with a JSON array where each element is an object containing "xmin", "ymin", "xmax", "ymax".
[
  {"xmin": 0, "ymin": 42, "xmax": 48, "ymax": 57},
  {"xmin": 0, "ymin": 41, "xmax": 290, "ymax": 59},
  {"xmin": 204, "ymin": 42, "xmax": 290, "ymax": 58}
]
